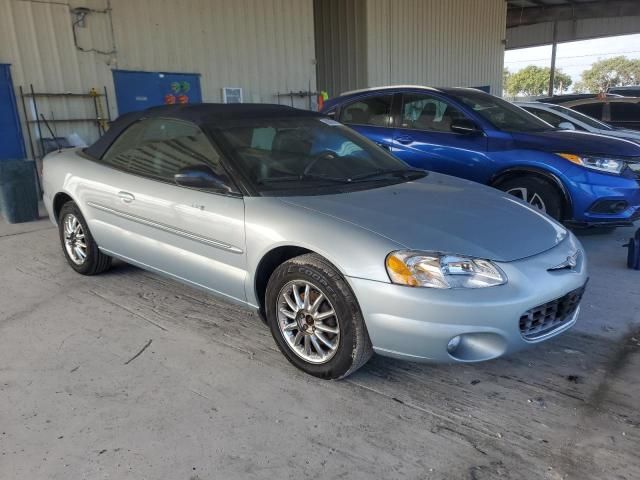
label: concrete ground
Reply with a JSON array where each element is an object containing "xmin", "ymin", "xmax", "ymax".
[{"xmin": 0, "ymin": 213, "xmax": 638, "ymax": 480}]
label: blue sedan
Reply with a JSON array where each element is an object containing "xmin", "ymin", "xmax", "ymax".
[{"xmin": 322, "ymin": 86, "xmax": 640, "ymax": 227}]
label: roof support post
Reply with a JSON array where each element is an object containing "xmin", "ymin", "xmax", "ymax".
[{"xmin": 548, "ymin": 20, "xmax": 558, "ymax": 97}]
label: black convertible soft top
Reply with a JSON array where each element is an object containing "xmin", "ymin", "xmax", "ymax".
[{"xmin": 85, "ymin": 103, "xmax": 323, "ymax": 159}]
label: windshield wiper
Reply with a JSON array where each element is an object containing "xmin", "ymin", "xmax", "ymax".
[
  {"xmin": 349, "ymin": 168, "xmax": 427, "ymax": 182},
  {"xmin": 256, "ymin": 173, "xmax": 352, "ymax": 185},
  {"xmin": 257, "ymin": 168, "xmax": 426, "ymax": 186}
]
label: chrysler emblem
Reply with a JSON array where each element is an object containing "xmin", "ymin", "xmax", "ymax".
[{"xmin": 548, "ymin": 251, "xmax": 579, "ymax": 271}]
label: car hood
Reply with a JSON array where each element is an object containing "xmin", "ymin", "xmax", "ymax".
[
  {"xmin": 605, "ymin": 128, "xmax": 640, "ymax": 144},
  {"xmin": 510, "ymin": 130, "xmax": 640, "ymax": 157},
  {"xmin": 281, "ymin": 174, "xmax": 567, "ymax": 262}
]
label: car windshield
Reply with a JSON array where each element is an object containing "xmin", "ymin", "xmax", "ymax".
[
  {"xmin": 452, "ymin": 90, "xmax": 553, "ymax": 133},
  {"xmin": 550, "ymin": 105, "xmax": 614, "ymax": 130},
  {"xmin": 212, "ymin": 117, "xmax": 425, "ymax": 195}
]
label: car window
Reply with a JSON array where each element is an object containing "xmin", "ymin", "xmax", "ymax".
[
  {"xmin": 452, "ymin": 90, "xmax": 551, "ymax": 132},
  {"xmin": 523, "ymin": 108, "xmax": 564, "ymax": 128},
  {"xmin": 610, "ymin": 103, "xmax": 640, "ymax": 122},
  {"xmin": 339, "ymin": 95, "xmax": 393, "ymax": 127},
  {"xmin": 571, "ymin": 103, "xmax": 604, "ymax": 119},
  {"xmin": 102, "ymin": 118, "xmax": 233, "ymax": 188},
  {"xmin": 215, "ymin": 116, "xmax": 422, "ymax": 195},
  {"xmin": 550, "ymin": 105, "xmax": 613, "ymax": 130},
  {"xmin": 400, "ymin": 94, "xmax": 466, "ymax": 133}
]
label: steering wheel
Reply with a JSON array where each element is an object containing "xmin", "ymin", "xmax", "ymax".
[{"xmin": 303, "ymin": 150, "xmax": 337, "ymax": 176}]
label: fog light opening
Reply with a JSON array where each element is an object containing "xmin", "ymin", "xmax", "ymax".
[
  {"xmin": 447, "ymin": 335, "xmax": 461, "ymax": 354},
  {"xmin": 446, "ymin": 332, "xmax": 508, "ymax": 362}
]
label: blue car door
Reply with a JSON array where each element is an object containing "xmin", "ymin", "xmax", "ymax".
[
  {"xmin": 336, "ymin": 94, "xmax": 395, "ymax": 151},
  {"xmin": 391, "ymin": 92, "xmax": 489, "ymax": 182}
]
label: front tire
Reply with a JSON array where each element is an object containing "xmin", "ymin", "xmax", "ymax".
[
  {"xmin": 265, "ymin": 253, "xmax": 373, "ymax": 379},
  {"xmin": 497, "ymin": 176, "xmax": 564, "ymax": 221},
  {"xmin": 58, "ymin": 201, "xmax": 112, "ymax": 275}
]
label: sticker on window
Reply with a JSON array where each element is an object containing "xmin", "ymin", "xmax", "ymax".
[{"xmin": 319, "ymin": 118, "xmax": 342, "ymax": 127}]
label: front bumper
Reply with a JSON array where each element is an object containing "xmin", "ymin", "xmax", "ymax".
[
  {"xmin": 563, "ymin": 166, "xmax": 640, "ymax": 226},
  {"xmin": 348, "ymin": 235, "xmax": 588, "ymax": 363}
]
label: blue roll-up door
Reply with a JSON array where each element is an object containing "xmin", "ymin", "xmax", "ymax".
[
  {"xmin": 112, "ymin": 70, "xmax": 202, "ymax": 115},
  {"xmin": 0, "ymin": 64, "xmax": 26, "ymax": 161}
]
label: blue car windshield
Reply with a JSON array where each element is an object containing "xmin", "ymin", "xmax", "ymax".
[
  {"xmin": 453, "ymin": 91, "xmax": 553, "ymax": 133},
  {"xmin": 213, "ymin": 117, "xmax": 425, "ymax": 195}
]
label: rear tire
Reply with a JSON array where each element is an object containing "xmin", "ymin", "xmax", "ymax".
[
  {"xmin": 58, "ymin": 201, "xmax": 112, "ymax": 275},
  {"xmin": 497, "ymin": 176, "xmax": 564, "ymax": 221},
  {"xmin": 265, "ymin": 253, "xmax": 373, "ymax": 379}
]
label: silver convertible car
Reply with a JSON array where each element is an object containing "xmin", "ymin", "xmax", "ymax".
[{"xmin": 43, "ymin": 104, "xmax": 588, "ymax": 379}]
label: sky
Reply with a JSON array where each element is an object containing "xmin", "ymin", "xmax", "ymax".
[{"xmin": 504, "ymin": 33, "xmax": 640, "ymax": 92}]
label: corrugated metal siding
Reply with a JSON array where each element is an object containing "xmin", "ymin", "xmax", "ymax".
[
  {"xmin": 0, "ymin": 0, "xmax": 114, "ymax": 152},
  {"xmin": 366, "ymin": 0, "xmax": 506, "ymax": 94},
  {"xmin": 0, "ymin": 0, "xmax": 316, "ymax": 154},
  {"xmin": 507, "ymin": 16, "xmax": 640, "ymax": 50},
  {"xmin": 314, "ymin": 0, "xmax": 367, "ymax": 97},
  {"xmin": 112, "ymin": 0, "xmax": 316, "ymax": 105}
]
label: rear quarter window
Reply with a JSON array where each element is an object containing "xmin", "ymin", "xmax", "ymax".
[
  {"xmin": 571, "ymin": 103, "xmax": 603, "ymax": 120},
  {"xmin": 610, "ymin": 103, "xmax": 640, "ymax": 122}
]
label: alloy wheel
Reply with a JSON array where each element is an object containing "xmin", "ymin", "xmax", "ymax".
[
  {"xmin": 506, "ymin": 186, "xmax": 547, "ymax": 212},
  {"xmin": 63, "ymin": 213, "xmax": 88, "ymax": 265},
  {"xmin": 276, "ymin": 280, "xmax": 340, "ymax": 364}
]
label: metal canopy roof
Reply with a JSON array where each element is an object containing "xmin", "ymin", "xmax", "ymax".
[
  {"xmin": 507, "ymin": 0, "xmax": 640, "ymax": 28},
  {"xmin": 507, "ymin": 0, "xmax": 600, "ymax": 9}
]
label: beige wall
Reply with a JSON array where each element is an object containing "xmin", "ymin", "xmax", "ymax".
[
  {"xmin": 315, "ymin": 0, "xmax": 506, "ymax": 97},
  {"xmin": 365, "ymin": 0, "xmax": 506, "ymax": 95},
  {"xmin": 0, "ymin": 0, "xmax": 317, "ymax": 150},
  {"xmin": 314, "ymin": 0, "xmax": 367, "ymax": 97}
]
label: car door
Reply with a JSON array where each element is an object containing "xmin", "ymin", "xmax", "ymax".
[
  {"xmin": 337, "ymin": 94, "xmax": 395, "ymax": 151},
  {"xmin": 390, "ymin": 92, "xmax": 488, "ymax": 181},
  {"xmin": 96, "ymin": 117, "xmax": 247, "ymax": 303}
]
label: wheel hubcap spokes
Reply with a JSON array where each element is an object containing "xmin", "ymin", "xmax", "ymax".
[
  {"xmin": 277, "ymin": 280, "xmax": 340, "ymax": 364},
  {"xmin": 506, "ymin": 187, "xmax": 547, "ymax": 212},
  {"xmin": 63, "ymin": 214, "xmax": 88, "ymax": 265}
]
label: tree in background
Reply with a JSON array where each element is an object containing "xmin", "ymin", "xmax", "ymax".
[
  {"xmin": 504, "ymin": 65, "xmax": 572, "ymax": 97},
  {"xmin": 503, "ymin": 67, "xmax": 511, "ymax": 89},
  {"xmin": 574, "ymin": 56, "xmax": 640, "ymax": 93}
]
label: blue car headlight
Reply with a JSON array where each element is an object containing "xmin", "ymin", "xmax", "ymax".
[
  {"xmin": 386, "ymin": 251, "xmax": 507, "ymax": 289},
  {"xmin": 557, "ymin": 153, "xmax": 626, "ymax": 174}
]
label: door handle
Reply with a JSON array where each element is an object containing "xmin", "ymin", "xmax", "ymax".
[
  {"xmin": 396, "ymin": 135, "xmax": 414, "ymax": 145},
  {"xmin": 376, "ymin": 142, "xmax": 391, "ymax": 151},
  {"xmin": 117, "ymin": 191, "xmax": 135, "ymax": 203}
]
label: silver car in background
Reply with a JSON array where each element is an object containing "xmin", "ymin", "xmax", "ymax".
[
  {"xmin": 518, "ymin": 101, "xmax": 640, "ymax": 144},
  {"xmin": 42, "ymin": 104, "xmax": 588, "ymax": 379}
]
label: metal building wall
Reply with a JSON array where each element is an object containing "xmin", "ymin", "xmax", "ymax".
[
  {"xmin": 314, "ymin": 0, "xmax": 367, "ymax": 97},
  {"xmin": 366, "ymin": 0, "xmax": 506, "ymax": 95},
  {"xmin": 506, "ymin": 16, "xmax": 640, "ymax": 50},
  {"xmin": 0, "ymin": 0, "xmax": 316, "ymax": 152}
]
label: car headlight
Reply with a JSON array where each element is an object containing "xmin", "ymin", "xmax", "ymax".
[
  {"xmin": 557, "ymin": 153, "xmax": 626, "ymax": 174},
  {"xmin": 385, "ymin": 250, "xmax": 507, "ymax": 289}
]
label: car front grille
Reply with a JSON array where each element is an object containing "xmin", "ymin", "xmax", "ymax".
[{"xmin": 519, "ymin": 286, "xmax": 585, "ymax": 340}]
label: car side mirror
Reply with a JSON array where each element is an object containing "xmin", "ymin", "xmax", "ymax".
[
  {"xmin": 450, "ymin": 119, "xmax": 482, "ymax": 135},
  {"xmin": 174, "ymin": 164, "xmax": 231, "ymax": 192},
  {"xmin": 558, "ymin": 121, "xmax": 576, "ymax": 130}
]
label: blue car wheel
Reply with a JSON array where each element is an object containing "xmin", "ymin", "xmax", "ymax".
[{"xmin": 497, "ymin": 176, "xmax": 563, "ymax": 221}]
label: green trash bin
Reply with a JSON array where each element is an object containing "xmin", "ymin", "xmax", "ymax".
[{"xmin": 0, "ymin": 160, "xmax": 40, "ymax": 224}]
